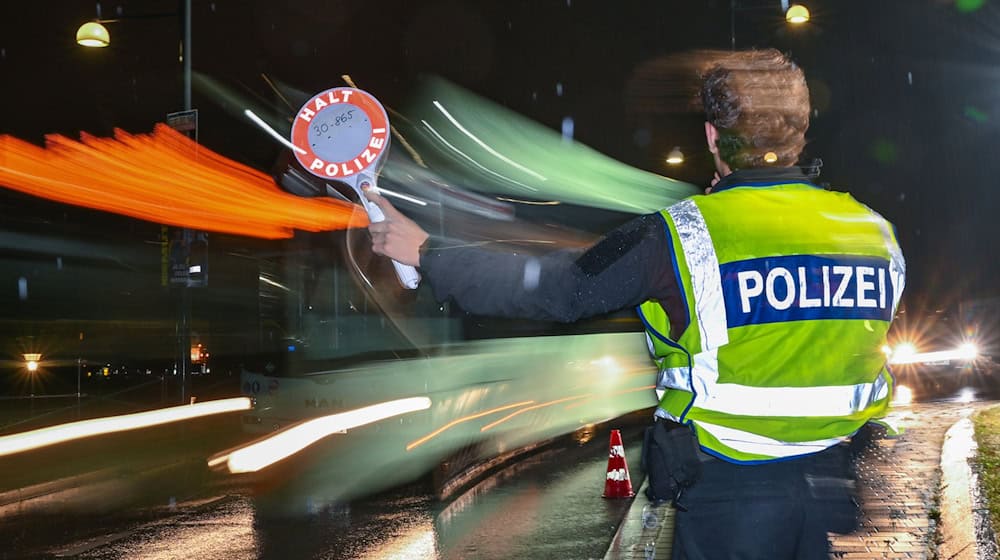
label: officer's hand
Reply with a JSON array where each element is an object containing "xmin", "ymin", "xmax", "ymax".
[
  {"xmin": 705, "ymin": 172, "xmax": 721, "ymax": 194},
  {"xmin": 364, "ymin": 188, "xmax": 429, "ymax": 267}
]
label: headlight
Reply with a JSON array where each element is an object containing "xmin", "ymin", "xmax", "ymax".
[
  {"xmin": 893, "ymin": 343, "xmax": 917, "ymax": 361},
  {"xmin": 893, "ymin": 384, "xmax": 913, "ymax": 405},
  {"xmin": 956, "ymin": 342, "xmax": 978, "ymax": 361}
]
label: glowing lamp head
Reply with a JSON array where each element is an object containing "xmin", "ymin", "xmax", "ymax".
[
  {"xmin": 763, "ymin": 151, "xmax": 778, "ymax": 163},
  {"xmin": 785, "ymin": 4, "xmax": 810, "ymax": 24},
  {"xmin": 665, "ymin": 147, "xmax": 684, "ymax": 165},
  {"xmin": 23, "ymin": 353, "xmax": 41, "ymax": 372},
  {"xmin": 76, "ymin": 22, "xmax": 110, "ymax": 47}
]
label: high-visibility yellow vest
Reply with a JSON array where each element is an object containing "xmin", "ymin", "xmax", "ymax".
[{"xmin": 639, "ymin": 180, "xmax": 905, "ymax": 463}]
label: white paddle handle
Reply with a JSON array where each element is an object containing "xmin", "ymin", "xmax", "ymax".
[{"xmin": 360, "ymin": 191, "xmax": 421, "ymax": 289}]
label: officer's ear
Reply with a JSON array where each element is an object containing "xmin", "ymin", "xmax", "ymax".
[{"xmin": 704, "ymin": 122, "xmax": 720, "ymax": 155}]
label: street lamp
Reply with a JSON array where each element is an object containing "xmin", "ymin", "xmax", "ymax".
[
  {"xmin": 76, "ymin": 21, "xmax": 110, "ymax": 47},
  {"xmin": 730, "ymin": 0, "xmax": 811, "ymax": 50},
  {"xmin": 666, "ymin": 147, "xmax": 685, "ymax": 165},
  {"xmin": 75, "ymin": 1, "xmax": 195, "ymax": 404},
  {"xmin": 785, "ymin": 4, "xmax": 810, "ymax": 24},
  {"xmin": 24, "ymin": 353, "xmax": 41, "ymax": 373},
  {"xmin": 75, "ymin": 1, "xmax": 192, "ymax": 112}
]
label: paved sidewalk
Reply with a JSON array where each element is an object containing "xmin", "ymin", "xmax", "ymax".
[
  {"xmin": 832, "ymin": 402, "xmax": 985, "ymax": 559},
  {"xmin": 606, "ymin": 401, "xmax": 993, "ymax": 560}
]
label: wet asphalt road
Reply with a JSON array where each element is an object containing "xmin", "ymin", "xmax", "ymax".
[
  {"xmin": 4, "ymin": 424, "xmax": 645, "ymax": 560},
  {"xmin": 3, "ymin": 366, "xmax": 996, "ymax": 560}
]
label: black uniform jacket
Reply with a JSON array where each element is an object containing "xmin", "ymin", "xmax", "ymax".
[{"xmin": 418, "ymin": 167, "xmax": 812, "ymax": 340}]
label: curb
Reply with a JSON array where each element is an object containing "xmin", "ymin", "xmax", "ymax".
[
  {"xmin": 603, "ymin": 478, "xmax": 675, "ymax": 560},
  {"xmin": 0, "ymin": 459, "xmax": 199, "ymax": 519},
  {"xmin": 939, "ymin": 414, "xmax": 999, "ymax": 560},
  {"xmin": 0, "ymin": 468, "xmax": 118, "ymax": 509}
]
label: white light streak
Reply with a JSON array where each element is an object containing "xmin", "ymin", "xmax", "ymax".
[
  {"xmin": 218, "ymin": 397, "xmax": 431, "ymax": 473},
  {"xmin": 495, "ymin": 197, "xmax": 561, "ymax": 206},
  {"xmin": 258, "ymin": 275, "xmax": 290, "ymax": 291},
  {"xmin": 0, "ymin": 398, "xmax": 251, "ymax": 457},
  {"xmin": 421, "ymin": 120, "xmax": 538, "ymax": 191},
  {"xmin": 370, "ymin": 186, "xmax": 428, "ymax": 207},
  {"xmin": 889, "ymin": 348, "xmax": 979, "ymax": 365},
  {"xmin": 244, "ymin": 109, "xmax": 307, "ymax": 155},
  {"xmin": 591, "ymin": 355, "xmax": 622, "ymax": 377},
  {"xmin": 431, "ymin": 101, "xmax": 547, "ymax": 181}
]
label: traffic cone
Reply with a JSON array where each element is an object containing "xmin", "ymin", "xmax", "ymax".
[{"xmin": 603, "ymin": 429, "xmax": 635, "ymax": 498}]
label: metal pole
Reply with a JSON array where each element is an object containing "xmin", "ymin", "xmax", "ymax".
[
  {"xmin": 178, "ymin": 0, "xmax": 192, "ymax": 404},
  {"xmin": 182, "ymin": 0, "xmax": 191, "ymax": 111},
  {"xmin": 731, "ymin": 0, "xmax": 737, "ymax": 50},
  {"xmin": 77, "ymin": 357, "xmax": 82, "ymax": 417},
  {"xmin": 180, "ymin": 286, "xmax": 190, "ymax": 404}
]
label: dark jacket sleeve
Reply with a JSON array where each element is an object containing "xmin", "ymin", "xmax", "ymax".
[{"xmin": 418, "ymin": 214, "xmax": 685, "ymax": 327}]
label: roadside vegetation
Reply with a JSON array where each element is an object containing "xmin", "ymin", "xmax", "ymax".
[{"xmin": 973, "ymin": 405, "xmax": 1000, "ymax": 543}]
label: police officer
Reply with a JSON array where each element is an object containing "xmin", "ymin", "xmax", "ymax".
[{"xmin": 366, "ymin": 49, "xmax": 905, "ymax": 559}]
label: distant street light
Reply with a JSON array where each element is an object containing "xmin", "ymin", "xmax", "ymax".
[
  {"xmin": 666, "ymin": 147, "xmax": 685, "ymax": 165},
  {"xmin": 23, "ymin": 353, "xmax": 41, "ymax": 373}
]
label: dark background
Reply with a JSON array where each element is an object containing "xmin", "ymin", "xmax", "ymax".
[{"xmin": 1, "ymin": 0, "xmax": 997, "ymax": 319}]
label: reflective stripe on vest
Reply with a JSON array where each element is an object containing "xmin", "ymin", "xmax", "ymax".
[
  {"xmin": 655, "ymin": 361, "xmax": 890, "ymax": 417},
  {"xmin": 694, "ymin": 420, "xmax": 845, "ymax": 458},
  {"xmin": 666, "ymin": 200, "xmax": 729, "ymax": 350}
]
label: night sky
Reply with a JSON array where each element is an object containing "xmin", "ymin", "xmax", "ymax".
[{"xmin": 2, "ymin": 0, "xmax": 998, "ymax": 311}]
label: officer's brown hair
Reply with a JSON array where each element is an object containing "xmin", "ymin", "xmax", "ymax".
[{"xmin": 700, "ymin": 49, "xmax": 810, "ymax": 169}]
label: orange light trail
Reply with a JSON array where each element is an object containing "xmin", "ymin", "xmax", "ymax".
[
  {"xmin": 479, "ymin": 394, "xmax": 592, "ymax": 433},
  {"xmin": 405, "ymin": 400, "xmax": 536, "ymax": 451},
  {"xmin": 0, "ymin": 125, "xmax": 367, "ymax": 239}
]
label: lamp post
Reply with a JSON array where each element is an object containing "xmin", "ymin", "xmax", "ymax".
[
  {"xmin": 23, "ymin": 353, "xmax": 41, "ymax": 416},
  {"xmin": 77, "ymin": 1, "xmax": 195, "ymax": 404},
  {"xmin": 77, "ymin": 331, "xmax": 83, "ymax": 416}
]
